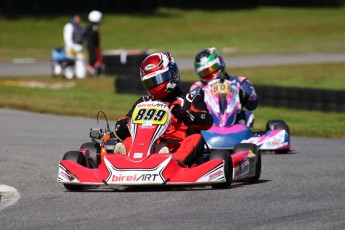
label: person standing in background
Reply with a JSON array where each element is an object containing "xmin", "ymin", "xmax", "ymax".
[
  {"xmin": 63, "ymin": 15, "xmax": 86, "ymax": 79},
  {"xmin": 85, "ymin": 10, "xmax": 103, "ymax": 75}
]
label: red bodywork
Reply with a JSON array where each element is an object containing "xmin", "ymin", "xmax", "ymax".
[{"xmin": 58, "ymin": 101, "xmax": 257, "ymax": 188}]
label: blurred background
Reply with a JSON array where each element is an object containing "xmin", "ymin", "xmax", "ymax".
[
  {"xmin": 1, "ymin": 0, "xmax": 345, "ymax": 59},
  {"xmin": 2, "ymin": 0, "xmax": 345, "ymax": 14},
  {"xmin": 0, "ymin": 0, "xmax": 345, "ymax": 137}
]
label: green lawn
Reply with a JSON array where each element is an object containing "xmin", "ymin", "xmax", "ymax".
[{"xmin": 1, "ymin": 7, "xmax": 345, "ymax": 60}]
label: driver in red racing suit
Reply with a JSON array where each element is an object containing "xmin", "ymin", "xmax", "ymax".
[{"xmin": 114, "ymin": 52, "xmax": 213, "ymax": 166}]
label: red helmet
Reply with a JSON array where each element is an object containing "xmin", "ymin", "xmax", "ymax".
[{"xmin": 140, "ymin": 52, "xmax": 180, "ymax": 99}]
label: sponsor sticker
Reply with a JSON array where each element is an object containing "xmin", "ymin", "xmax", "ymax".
[
  {"xmin": 132, "ymin": 102, "xmax": 169, "ymax": 125},
  {"xmin": 233, "ymin": 160, "xmax": 250, "ymax": 180},
  {"xmin": 141, "ymin": 120, "xmax": 153, "ymax": 129},
  {"xmin": 144, "ymin": 64, "xmax": 155, "ymax": 71},
  {"xmin": 247, "ymin": 150, "xmax": 256, "ymax": 158},
  {"xmin": 209, "ymin": 170, "xmax": 224, "ymax": 181},
  {"xmin": 266, "ymin": 138, "xmax": 283, "ymax": 147},
  {"xmin": 111, "ymin": 173, "xmax": 160, "ymax": 182},
  {"xmin": 133, "ymin": 152, "xmax": 143, "ymax": 158},
  {"xmin": 105, "ymin": 155, "xmax": 171, "ymax": 185}
]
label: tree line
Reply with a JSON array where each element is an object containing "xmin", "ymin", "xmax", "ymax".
[{"xmin": 1, "ymin": 0, "xmax": 344, "ymax": 16}]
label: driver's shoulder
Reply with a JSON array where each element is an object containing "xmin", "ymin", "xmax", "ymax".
[
  {"xmin": 190, "ymin": 81, "xmax": 203, "ymax": 91},
  {"xmin": 185, "ymin": 91, "xmax": 202, "ymax": 103},
  {"xmin": 225, "ymin": 75, "xmax": 249, "ymax": 85}
]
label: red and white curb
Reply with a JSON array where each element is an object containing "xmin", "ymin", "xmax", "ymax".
[{"xmin": 0, "ymin": 184, "xmax": 21, "ymax": 211}]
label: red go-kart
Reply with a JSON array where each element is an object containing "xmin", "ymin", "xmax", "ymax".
[{"xmin": 57, "ymin": 101, "xmax": 261, "ymax": 191}]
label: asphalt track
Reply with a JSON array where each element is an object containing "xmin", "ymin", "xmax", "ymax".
[{"xmin": 0, "ymin": 108, "xmax": 345, "ymax": 230}]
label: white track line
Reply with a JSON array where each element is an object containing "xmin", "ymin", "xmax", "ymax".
[{"xmin": 0, "ymin": 184, "xmax": 21, "ymax": 211}]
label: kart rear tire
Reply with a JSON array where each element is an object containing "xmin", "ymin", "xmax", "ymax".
[
  {"xmin": 234, "ymin": 143, "xmax": 258, "ymax": 154},
  {"xmin": 81, "ymin": 142, "xmax": 99, "ymax": 168},
  {"xmin": 249, "ymin": 150, "xmax": 261, "ymax": 183},
  {"xmin": 62, "ymin": 151, "xmax": 86, "ymax": 191},
  {"xmin": 210, "ymin": 150, "xmax": 232, "ymax": 189},
  {"xmin": 234, "ymin": 143, "xmax": 261, "ymax": 183}
]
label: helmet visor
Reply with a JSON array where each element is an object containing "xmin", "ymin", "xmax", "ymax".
[
  {"xmin": 142, "ymin": 70, "xmax": 171, "ymax": 90},
  {"xmin": 195, "ymin": 59, "xmax": 221, "ymax": 78}
]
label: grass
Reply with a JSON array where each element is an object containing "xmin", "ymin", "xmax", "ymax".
[
  {"xmin": 1, "ymin": 63, "xmax": 344, "ymax": 138},
  {"xmin": 1, "ymin": 7, "xmax": 345, "ymax": 60}
]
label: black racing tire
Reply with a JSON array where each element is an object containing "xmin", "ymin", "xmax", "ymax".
[
  {"xmin": 80, "ymin": 142, "xmax": 99, "ymax": 167},
  {"xmin": 210, "ymin": 150, "xmax": 232, "ymax": 189},
  {"xmin": 234, "ymin": 143, "xmax": 261, "ymax": 183},
  {"xmin": 266, "ymin": 120, "xmax": 290, "ymax": 153},
  {"xmin": 250, "ymin": 150, "xmax": 261, "ymax": 183},
  {"xmin": 234, "ymin": 143, "xmax": 258, "ymax": 154},
  {"xmin": 62, "ymin": 151, "xmax": 86, "ymax": 191}
]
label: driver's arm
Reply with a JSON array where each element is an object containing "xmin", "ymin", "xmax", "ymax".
[
  {"xmin": 185, "ymin": 93, "xmax": 213, "ymax": 130},
  {"xmin": 238, "ymin": 77, "xmax": 259, "ymax": 111},
  {"xmin": 114, "ymin": 96, "xmax": 147, "ymax": 141}
]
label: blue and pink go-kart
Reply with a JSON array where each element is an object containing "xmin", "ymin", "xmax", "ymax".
[{"xmin": 200, "ymin": 78, "xmax": 291, "ymax": 154}]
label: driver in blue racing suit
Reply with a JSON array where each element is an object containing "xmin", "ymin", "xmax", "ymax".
[
  {"xmin": 114, "ymin": 52, "xmax": 213, "ymax": 166},
  {"xmin": 190, "ymin": 47, "xmax": 259, "ymax": 128}
]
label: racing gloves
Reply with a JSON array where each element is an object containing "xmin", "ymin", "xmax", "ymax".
[
  {"xmin": 170, "ymin": 104, "xmax": 194, "ymax": 124},
  {"xmin": 170, "ymin": 104, "xmax": 187, "ymax": 121},
  {"xmin": 114, "ymin": 117, "xmax": 130, "ymax": 141},
  {"xmin": 239, "ymin": 83, "xmax": 259, "ymax": 111},
  {"xmin": 239, "ymin": 88, "xmax": 250, "ymax": 105}
]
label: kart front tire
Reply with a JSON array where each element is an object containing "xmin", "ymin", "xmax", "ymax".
[
  {"xmin": 234, "ymin": 143, "xmax": 261, "ymax": 183},
  {"xmin": 80, "ymin": 142, "xmax": 99, "ymax": 167},
  {"xmin": 62, "ymin": 151, "xmax": 86, "ymax": 191},
  {"xmin": 210, "ymin": 150, "xmax": 232, "ymax": 189}
]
